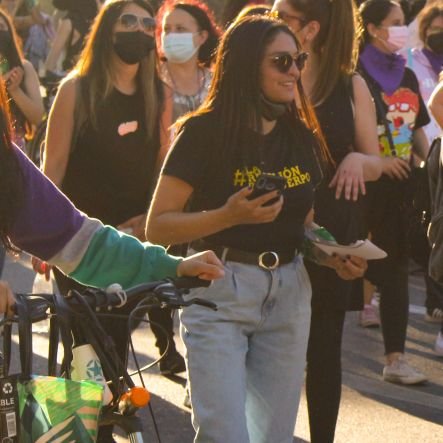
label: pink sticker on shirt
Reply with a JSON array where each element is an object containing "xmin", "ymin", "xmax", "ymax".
[{"xmin": 118, "ymin": 121, "xmax": 138, "ymax": 136}]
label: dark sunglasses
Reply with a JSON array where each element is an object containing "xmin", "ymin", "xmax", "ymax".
[
  {"xmin": 119, "ymin": 14, "xmax": 156, "ymax": 32},
  {"xmin": 270, "ymin": 10, "xmax": 308, "ymax": 27},
  {"xmin": 271, "ymin": 52, "xmax": 308, "ymax": 73}
]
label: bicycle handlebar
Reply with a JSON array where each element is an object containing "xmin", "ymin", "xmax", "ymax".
[
  {"xmin": 6, "ymin": 276, "xmax": 217, "ymax": 327},
  {"xmin": 64, "ymin": 276, "xmax": 217, "ymax": 312}
]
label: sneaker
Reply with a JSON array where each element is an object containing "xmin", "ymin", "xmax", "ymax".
[
  {"xmin": 424, "ymin": 307, "xmax": 443, "ymax": 323},
  {"xmin": 434, "ymin": 332, "xmax": 443, "ymax": 357},
  {"xmin": 359, "ymin": 304, "xmax": 380, "ymax": 328},
  {"xmin": 159, "ymin": 350, "xmax": 186, "ymax": 375},
  {"xmin": 383, "ymin": 357, "xmax": 427, "ymax": 385}
]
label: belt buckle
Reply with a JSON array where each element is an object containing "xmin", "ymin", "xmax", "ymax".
[{"xmin": 258, "ymin": 251, "xmax": 279, "ymax": 270}]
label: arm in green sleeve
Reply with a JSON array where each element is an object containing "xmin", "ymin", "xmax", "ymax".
[{"xmin": 69, "ymin": 226, "xmax": 182, "ymax": 290}]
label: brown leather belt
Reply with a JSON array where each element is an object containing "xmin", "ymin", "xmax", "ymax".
[{"xmin": 190, "ymin": 239, "xmax": 297, "ymax": 270}]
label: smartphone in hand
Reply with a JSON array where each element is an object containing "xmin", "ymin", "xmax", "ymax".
[{"xmin": 249, "ymin": 173, "xmax": 286, "ymax": 206}]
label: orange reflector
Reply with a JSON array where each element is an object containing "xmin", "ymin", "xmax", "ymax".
[{"xmin": 129, "ymin": 387, "xmax": 150, "ymax": 407}]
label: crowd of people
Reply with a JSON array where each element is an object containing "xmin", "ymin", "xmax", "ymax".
[{"xmin": 0, "ymin": 0, "xmax": 443, "ymax": 442}]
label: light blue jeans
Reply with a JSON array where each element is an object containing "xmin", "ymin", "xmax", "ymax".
[{"xmin": 180, "ymin": 254, "xmax": 312, "ymax": 443}]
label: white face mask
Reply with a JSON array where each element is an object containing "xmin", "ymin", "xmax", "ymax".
[
  {"xmin": 162, "ymin": 32, "xmax": 199, "ymax": 64},
  {"xmin": 385, "ymin": 25, "xmax": 409, "ymax": 52}
]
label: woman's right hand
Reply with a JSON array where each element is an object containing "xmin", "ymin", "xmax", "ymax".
[
  {"xmin": 381, "ymin": 157, "xmax": 410, "ymax": 180},
  {"xmin": 31, "ymin": 257, "xmax": 52, "ymax": 281},
  {"xmin": 221, "ymin": 187, "xmax": 283, "ymax": 227}
]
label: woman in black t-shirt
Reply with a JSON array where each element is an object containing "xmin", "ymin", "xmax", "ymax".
[
  {"xmin": 147, "ymin": 16, "xmax": 366, "ymax": 443},
  {"xmin": 359, "ymin": 0, "xmax": 429, "ymax": 386}
]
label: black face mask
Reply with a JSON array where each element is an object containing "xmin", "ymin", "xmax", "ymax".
[
  {"xmin": 113, "ymin": 32, "xmax": 155, "ymax": 65},
  {"xmin": 260, "ymin": 93, "xmax": 288, "ymax": 121},
  {"xmin": 427, "ymin": 31, "xmax": 443, "ymax": 55},
  {"xmin": 0, "ymin": 30, "xmax": 11, "ymax": 57}
]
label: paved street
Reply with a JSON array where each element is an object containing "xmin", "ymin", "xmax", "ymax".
[{"xmin": 1, "ymin": 252, "xmax": 442, "ymax": 442}]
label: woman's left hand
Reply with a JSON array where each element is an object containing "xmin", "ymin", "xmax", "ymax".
[
  {"xmin": 329, "ymin": 255, "xmax": 367, "ymax": 280},
  {"xmin": 329, "ymin": 152, "xmax": 366, "ymax": 201},
  {"xmin": 4, "ymin": 66, "xmax": 24, "ymax": 94},
  {"xmin": 117, "ymin": 214, "xmax": 147, "ymax": 241},
  {"xmin": 177, "ymin": 250, "xmax": 225, "ymax": 281}
]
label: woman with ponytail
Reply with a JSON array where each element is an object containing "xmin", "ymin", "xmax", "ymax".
[{"xmin": 272, "ymin": 0, "xmax": 383, "ymax": 441}]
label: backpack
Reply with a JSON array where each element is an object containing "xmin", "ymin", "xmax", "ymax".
[{"xmin": 427, "ymin": 136, "xmax": 443, "ymax": 283}]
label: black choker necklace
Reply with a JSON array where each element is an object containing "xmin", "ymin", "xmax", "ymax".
[{"xmin": 260, "ymin": 94, "xmax": 288, "ymax": 121}]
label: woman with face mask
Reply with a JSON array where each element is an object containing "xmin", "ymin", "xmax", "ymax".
[
  {"xmin": 358, "ymin": 0, "xmax": 429, "ymax": 388},
  {"xmin": 41, "ymin": 1, "xmax": 183, "ymax": 440},
  {"xmin": 0, "ymin": 9, "xmax": 43, "ymax": 150},
  {"xmin": 156, "ymin": 0, "xmax": 220, "ymax": 159}
]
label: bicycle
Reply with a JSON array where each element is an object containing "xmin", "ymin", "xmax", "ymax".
[{"xmin": 1, "ymin": 277, "xmax": 216, "ymax": 443}]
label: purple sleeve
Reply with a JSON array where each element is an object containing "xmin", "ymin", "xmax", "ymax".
[{"xmin": 9, "ymin": 145, "xmax": 86, "ymax": 260}]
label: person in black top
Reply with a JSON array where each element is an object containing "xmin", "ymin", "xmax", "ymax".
[
  {"xmin": 147, "ymin": 15, "xmax": 367, "ymax": 443},
  {"xmin": 272, "ymin": 1, "xmax": 383, "ymax": 442},
  {"xmin": 45, "ymin": 0, "xmax": 102, "ymax": 76},
  {"xmin": 358, "ymin": 0, "xmax": 429, "ymax": 385}
]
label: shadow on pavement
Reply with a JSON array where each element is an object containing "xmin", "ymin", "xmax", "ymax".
[
  {"xmin": 356, "ymin": 390, "xmax": 443, "ymax": 427},
  {"xmin": 114, "ymin": 391, "xmax": 195, "ymax": 443}
]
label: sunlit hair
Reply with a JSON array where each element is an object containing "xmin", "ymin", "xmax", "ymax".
[
  {"xmin": 358, "ymin": 0, "xmax": 400, "ymax": 48},
  {"xmin": 284, "ymin": 0, "xmax": 361, "ymax": 105},
  {"xmin": 0, "ymin": 78, "xmax": 23, "ymax": 250},
  {"xmin": 71, "ymin": 0, "xmax": 162, "ymax": 140},
  {"xmin": 176, "ymin": 15, "xmax": 332, "ymax": 173},
  {"xmin": 418, "ymin": 4, "xmax": 443, "ymax": 45},
  {"xmin": 156, "ymin": 0, "xmax": 221, "ymax": 67},
  {"xmin": 0, "ymin": 9, "xmax": 23, "ymax": 69},
  {"xmin": 234, "ymin": 3, "xmax": 271, "ymax": 22}
]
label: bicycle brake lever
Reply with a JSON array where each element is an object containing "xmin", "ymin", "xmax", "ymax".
[{"xmin": 185, "ymin": 298, "xmax": 218, "ymax": 311}]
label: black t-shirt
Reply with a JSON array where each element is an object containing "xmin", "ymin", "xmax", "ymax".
[
  {"xmin": 162, "ymin": 113, "xmax": 318, "ymax": 253},
  {"xmin": 62, "ymin": 87, "xmax": 158, "ymax": 227}
]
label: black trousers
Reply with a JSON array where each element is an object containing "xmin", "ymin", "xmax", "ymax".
[
  {"xmin": 366, "ymin": 256, "xmax": 409, "ymax": 354},
  {"xmin": 306, "ymin": 304, "xmax": 346, "ymax": 443}
]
